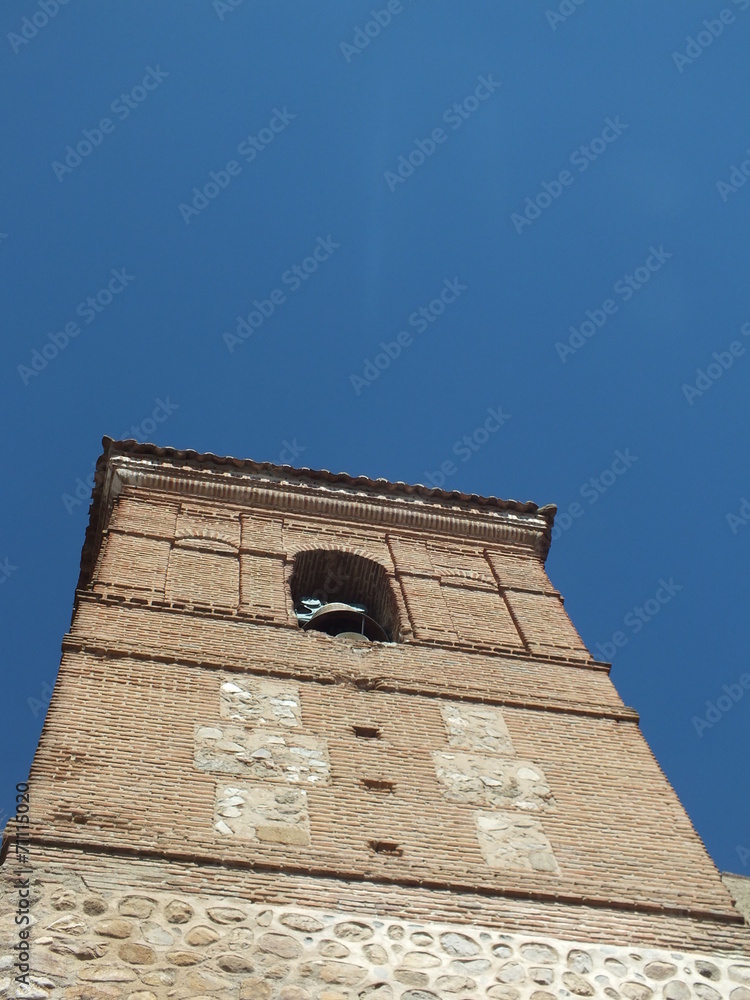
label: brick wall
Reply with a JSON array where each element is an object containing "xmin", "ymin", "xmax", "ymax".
[
  {"xmin": 7, "ymin": 446, "xmax": 749, "ymax": 985},
  {"xmin": 93, "ymin": 490, "xmax": 588, "ymax": 657},
  {"xmin": 26, "ymin": 644, "xmax": 735, "ymax": 919},
  {"xmin": 2, "ymin": 856, "xmax": 749, "ymax": 1000}
]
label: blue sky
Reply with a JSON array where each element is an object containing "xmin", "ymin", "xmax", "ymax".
[{"xmin": 1, "ymin": 0, "xmax": 749, "ymax": 875}]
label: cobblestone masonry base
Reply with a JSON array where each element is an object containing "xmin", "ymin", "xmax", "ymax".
[{"xmin": 1, "ymin": 862, "xmax": 749, "ymax": 1000}]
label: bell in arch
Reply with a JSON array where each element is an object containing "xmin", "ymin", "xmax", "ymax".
[{"xmin": 301, "ymin": 601, "xmax": 389, "ymax": 642}]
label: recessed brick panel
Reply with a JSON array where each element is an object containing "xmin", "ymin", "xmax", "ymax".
[
  {"xmin": 486, "ymin": 549, "xmax": 555, "ymax": 594},
  {"xmin": 107, "ymin": 491, "xmax": 180, "ymax": 538},
  {"xmin": 429, "ymin": 544, "xmax": 497, "ymax": 588},
  {"xmin": 387, "ymin": 535, "xmax": 437, "ymax": 576},
  {"xmin": 504, "ymin": 590, "xmax": 589, "ymax": 657},
  {"xmin": 241, "ymin": 511, "xmax": 285, "ymax": 555},
  {"xmin": 442, "ymin": 582, "xmax": 523, "ymax": 648},
  {"xmin": 96, "ymin": 531, "xmax": 171, "ymax": 595},
  {"xmin": 239, "ymin": 552, "xmax": 288, "ymax": 619},
  {"xmin": 399, "ymin": 574, "xmax": 459, "ymax": 641},
  {"xmin": 165, "ymin": 546, "xmax": 239, "ymax": 607},
  {"xmin": 176, "ymin": 503, "xmax": 241, "ymax": 549}
]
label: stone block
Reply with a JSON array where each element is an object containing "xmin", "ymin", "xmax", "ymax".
[
  {"xmin": 475, "ymin": 811, "xmax": 560, "ymax": 872},
  {"xmin": 258, "ymin": 932, "xmax": 303, "ymax": 959},
  {"xmin": 165, "ymin": 949, "xmax": 204, "ymax": 965},
  {"xmin": 206, "ymin": 906, "xmax": 247, "ymax": 923},
  {"xmin": 240, "ymin": 977, "xmax": 272, "ymax": 1000},
  {"xmin": 82, "ymin": 898, "xmax": 108, "ymax": 915},
  {"xmin": 118, "ymin": 943, "xmax": 156, "ymax": 964},
  {"xmin": 214, "ymin": 782, "xmax": 310, "ymax": 844},
  {"xmin": 94, "ymin": 919, "xmax": 132, "ymax": 939},
  {"xmin": 77, "ymin": 965, "xmax": 138, "ymax": 982},
  {"xmin": 441, "ymin": 702, "xmax": 516, "ymax": 755},
  {"xmin": 315, "ymin": 960, "xmax": 368, "ymax": 985},
  {"xmin": 280, "ymin": 913, "xmax": 324, "ymax": 933},
  {"xmin": 164, "ymin": 899, "xmax": 193, "ymax": 923},
  {"xmin": 220, "ymin": 676, "xmax": 302, "ymax": 727},
  {"xmin": 434, "ymin": 750, "xmax": 556, "ymax": 812},
  {"xmin": 117, "ymin": 896, "xmax": 156, "ymax": 919},
  {"xmin": 217, "ymin": 952, "xmax": 255, "ymax": 972},
  {"xmin": 184, "ymin": 925, "xmax": 221, "ymax": 946},
  {"xmin": 196, "ymin": 725, "xmax": 330, "ymax": 783},
  {"xmin": 49, "ymin": 939, "xmax": 109, "ymax": 960}
]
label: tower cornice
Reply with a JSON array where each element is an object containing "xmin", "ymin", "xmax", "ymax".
[{"xmin": 77, "ymin": 437, "xmax": 557, "ymax": 592}]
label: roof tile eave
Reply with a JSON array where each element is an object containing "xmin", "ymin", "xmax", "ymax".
[{"xmin": 102, "ymin": 436, "xmax": 556, "ymax": 522}]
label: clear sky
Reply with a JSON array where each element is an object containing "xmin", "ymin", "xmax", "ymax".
[{"xmin": 1, "ymin": 0, "xmax": 749, "ymax": 875}]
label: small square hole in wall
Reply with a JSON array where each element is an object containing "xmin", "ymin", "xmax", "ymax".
[
  {"xmin": 368, "ymin": 840, "xmax": 403, "ymax": 856},
  {"xmin": 360, "ymin": 778, "xmax": 395, "ymax": 794},
  {"xmin": 353, "ymin": 725, "xmax": 381, "ymax": 739}
]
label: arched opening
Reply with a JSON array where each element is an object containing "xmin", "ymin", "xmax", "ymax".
[{"xmin": 289, "ymin": 550, "xmax": 399, "ymax": 643}]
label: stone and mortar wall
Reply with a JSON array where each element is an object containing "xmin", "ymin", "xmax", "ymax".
[{"xmin": 1, "ymin": 873, "xmax": 749, "ymax": 1000}]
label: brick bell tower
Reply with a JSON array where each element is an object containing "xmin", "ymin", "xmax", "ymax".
[{"xmin": 2, "ymin": 438, "xmax": 749, "ymax": 1000}]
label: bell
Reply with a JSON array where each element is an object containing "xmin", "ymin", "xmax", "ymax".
[{"xmin": 302, "ymin": 602, "xmax": 388, "ymax": 642}]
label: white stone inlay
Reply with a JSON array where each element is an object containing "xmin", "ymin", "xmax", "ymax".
[
  {"xmin": 441, "ymin": 702, "xmax": 516, "ymax": 755},
  {"xmin": 214, "ymin": 782, "xmax": 310, "ymax": 844},
  {"xmin": 220, "ymin": 676, "xmax": 301, "ymax": 727},
  {"xmin": 433, "ymin": 750, "xmax": 556, "ymax": 812},
  {"xmin": 475, "ymin": 811, "xmax": 560, "ymax": 873},
  {"xmin": 195, "ymin": 725, "xmax": 330, "ymax": 784}
]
